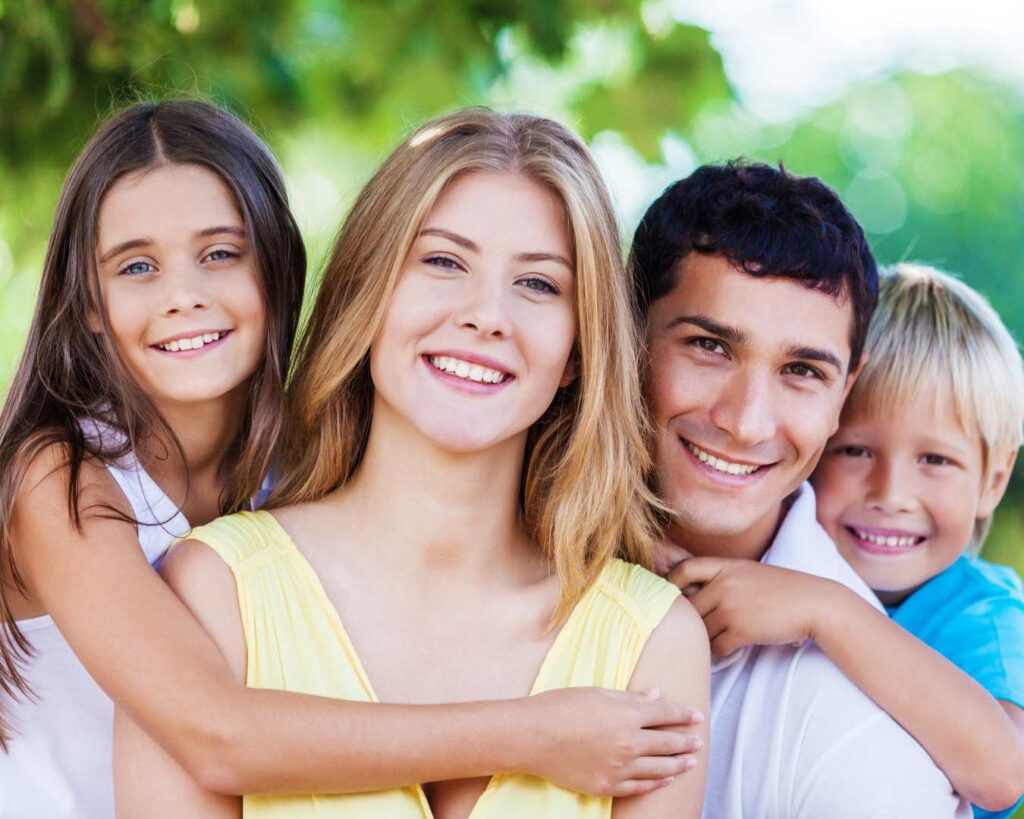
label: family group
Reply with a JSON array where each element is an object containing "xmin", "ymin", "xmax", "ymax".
[{"xmin": 0, "ymin": 99, "xmax": 1022, "ymax": 819}]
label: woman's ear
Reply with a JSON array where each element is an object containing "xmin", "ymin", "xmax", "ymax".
[
  {"xmin": 559, "ymin": 354, "xmax": 578, "ymax": 388},
  {"xmin": 979, "ymin": 447, "xmax": 1018, "ymax": 519}
]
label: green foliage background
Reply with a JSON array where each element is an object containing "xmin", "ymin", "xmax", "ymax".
[{"xmin": 1, "ymin": 10, "xmax": 1022, "ymax": 808}]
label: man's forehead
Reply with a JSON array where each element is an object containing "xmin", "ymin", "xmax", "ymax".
[{"xmin": 651, "ymin": 254, "xmax": 855, "ymax": 364}]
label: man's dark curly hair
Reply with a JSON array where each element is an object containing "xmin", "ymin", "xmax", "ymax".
[{"xmin": 629, "ymin": 160, "xmax": 879, "ymax": 370}]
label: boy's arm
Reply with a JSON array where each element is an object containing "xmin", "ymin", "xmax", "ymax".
[
  {"xmin": 670, "ymin": 557, "xmax": 1024, "ymax": 812},
  {"xmin": 13, "ymin": 450, "xmax": 704, "ymax": 797}
]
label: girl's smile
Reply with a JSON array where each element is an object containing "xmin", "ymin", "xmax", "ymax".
[{"xmin": 95, "ymin": 164, "xmax": 266, "ymax": 411}]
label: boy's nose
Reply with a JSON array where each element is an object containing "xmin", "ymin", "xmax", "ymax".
[{"xmin": 865, "ymin": 460, "xmax": 916, "ymax": 514}]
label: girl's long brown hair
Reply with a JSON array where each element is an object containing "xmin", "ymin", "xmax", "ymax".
[
  {"xmin": 0, "ymin": 99, "xmax": 306, "ymax": 746},
  {"xmin": 272, "ymin": 108, "xmax": 661, "ymax": 626}
]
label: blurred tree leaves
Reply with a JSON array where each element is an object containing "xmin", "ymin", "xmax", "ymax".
[{"xmin": 0, "ymin": 0, "xmax": 728, "ymax": 163}]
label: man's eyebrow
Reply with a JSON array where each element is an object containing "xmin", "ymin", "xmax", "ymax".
[
  {"xmin": 98, "ymin": 238, "xmax": 152, "ymax": 264},
  {"xmin": 196, "ymin": 225, "xmax": 247, "ymax": 239},
  {"xmin": 787, "ymin": 345, "xmax": 844, "ymax": 374},
  {"xmin": 419, "ymin": 227, "xmax": 480, "ymax": 253},
  {"xmin": 665, "ymin": 314, "xmax": 746, "ymax": 345}
]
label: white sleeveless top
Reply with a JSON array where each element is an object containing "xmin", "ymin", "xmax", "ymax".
[{"xmin": 0, "ymin": 428, "xmax": 189, "ymax": 818}]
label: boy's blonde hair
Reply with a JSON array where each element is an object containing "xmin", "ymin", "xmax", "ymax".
[
  {"xmin": 272, "ymin": 108, "xmax": 661, "ymax": 624},
  {"xmin": 846, "ymin": 262, "xmax": 1024, "ymax": 549}
]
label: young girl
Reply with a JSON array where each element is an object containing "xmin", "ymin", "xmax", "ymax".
[
  {"xmin": 0, "ymin": 100, "xmax": 704, "ymax": 818},
  {"xmin": 116, "ymin": 108, "xmax": 711, "ymax": 817},
  {"xmin": 665, "ymin": 265, "xmax": 1024, "ymax": 815}
]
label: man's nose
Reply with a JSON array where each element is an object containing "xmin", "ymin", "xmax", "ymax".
[{"xmin": 709, "ymin": 367, "xmax": 777, "ymax": 448}]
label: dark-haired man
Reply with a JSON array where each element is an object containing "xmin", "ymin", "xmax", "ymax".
[{"xmin": 632, "ymin": 162, "xmax": 969, "ymax": 818}]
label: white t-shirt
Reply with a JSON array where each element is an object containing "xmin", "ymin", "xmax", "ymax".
[
  {"xmin": 702, "ymin": 482, "xmax": 971, "ymax": 819},
  {"xmin": 0, "ymin": 425, "xmax": 189, "ymax": 819}
]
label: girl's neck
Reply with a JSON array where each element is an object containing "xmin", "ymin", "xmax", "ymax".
[
  {"xmin": 336, "ymin": 403, "xmax": 542, "ymax": 587},
  {"xmin": 137, "ymin": 387, "xmax": 248, "ymax": 525}
]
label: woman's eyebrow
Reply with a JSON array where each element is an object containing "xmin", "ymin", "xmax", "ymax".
[
  {"xmin": 516, "ymin": 251, "xmax": 573, "ymax": 271},
  {"xmin": 419, "ymin": 227, "xmax": 478, "ymax": 252},
  {"xmin": 420, "ymin": 227, "xmax": 572, "ymax": 270}
]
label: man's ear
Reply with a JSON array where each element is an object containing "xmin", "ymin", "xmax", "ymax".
[
  {"xmin": 829, "ymin": 350, "xmax": 869, "ymax": 436},
  {"xmin": 979, "ymin": 447, "xmax": 1018, "ymax": 519}
]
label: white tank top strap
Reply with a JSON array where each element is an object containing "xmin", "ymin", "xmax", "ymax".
[{"xmin": 78, "ymin": 417, "xmax": 190, "ymax": 565}]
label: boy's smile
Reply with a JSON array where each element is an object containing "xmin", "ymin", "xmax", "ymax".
[{"xmin": 813, "ymin": 395, "xmax": 1009, "ymax": 604}]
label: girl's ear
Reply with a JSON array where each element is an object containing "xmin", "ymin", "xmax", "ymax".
[{"xmin": 979, "ymin": 447, "xmax": 1018, "ymax": 519}]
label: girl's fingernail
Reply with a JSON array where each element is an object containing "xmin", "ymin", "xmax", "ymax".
[{"xmin": 685, "ymin": 757, "xmax": 697, "ymax": 770}]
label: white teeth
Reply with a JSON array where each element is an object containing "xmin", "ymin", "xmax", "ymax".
[
  {"xmin": 854, "ymin": 529, "xmax": 921, "ymax": 548},
  {"xmin": 429, "ymin": 356, "xmax": 508, "ymax": 384},
  {"xmin": 685, "ymin": 441, "xmax": 760, "ymax": 476},
  {"xmin": 157, "ymin": 331, "xmax": 223, "ymax": 353}
]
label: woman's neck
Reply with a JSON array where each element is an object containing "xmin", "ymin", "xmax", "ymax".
[
  {"xmin": 336, "ymin": 403, "xmax": 543, "ymax": 587},
  {"xmin": 137, "ymin": 387, "xmax": 248, "ymax": 525}
]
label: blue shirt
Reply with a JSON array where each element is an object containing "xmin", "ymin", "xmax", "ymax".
[{"xmin": 889, "ymin": 555, "xmax": 1024, "ymax": 819}]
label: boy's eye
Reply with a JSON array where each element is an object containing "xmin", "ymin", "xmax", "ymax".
[
  {"xmin": 921, "ymin": 453, "xmax": 951, "ymax": 466},
  {"xmin": 518, "ymin": 276, "xmax": 559, "ymax": 296},
  {"xmin": 783, "ymin": 362, "xmax": 823, "ymax": 380},
  {"xmin": 837, "ymin": 445, "xmax": 870, "ymax": 458},
  {"xmin": 119, "ymin": 260, "xmax": 155, "ymax": 277},
  {"xmin": 690, "ymin": 337, "xmax": 726, "ymax": 355}
]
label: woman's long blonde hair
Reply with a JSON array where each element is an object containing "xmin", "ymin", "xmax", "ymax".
[{"xmin": 273, "ymin": 108, "xmax": 660, "ymax": 621}]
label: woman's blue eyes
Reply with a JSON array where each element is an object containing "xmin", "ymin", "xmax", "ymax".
[
  {"xmin": 423, "ymin": 256, "xmax": 559, "ymax": 295},
  {"xmin": 520, "ymin": 277, "xmax": 559, "ymax": 295},
  {"xmin": 425, "ymin": 255, "xmax": 461, "ymax": 270}
]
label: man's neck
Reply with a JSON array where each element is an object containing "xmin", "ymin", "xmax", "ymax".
[{"xmin": 667, "ymin": 498, "xmax": 792, "ymax": 562}]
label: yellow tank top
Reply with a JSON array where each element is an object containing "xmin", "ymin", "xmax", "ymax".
[{"xmin": 188, "ymin": 510, "xmax": 680, "ymax": 818}]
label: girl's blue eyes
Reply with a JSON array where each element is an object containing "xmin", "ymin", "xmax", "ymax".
[
  {"xmin": 423, "ymin": 256, "xmax": 560, "ymax": 295},
  {"xmin": 121, "ymin": 261, "xmax": 154, "ymax": 277},
  {"xmin": 117, "ymin": 249, "xmax": 239, "ymax": 276}
]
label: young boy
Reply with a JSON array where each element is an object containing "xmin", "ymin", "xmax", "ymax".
[{"xmin": 668, "ymin": 263, "xmax": 1024, "ymax": 816}]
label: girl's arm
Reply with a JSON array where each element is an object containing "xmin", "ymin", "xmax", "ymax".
[
  {"xmin": 669, "ymin": 557, "xmax": 1024, "ymax": 812},
  {"xmin": 11, "ymin": 449, "xmax": 701, "ymax": 796},
  {"xmin": 613, "ymin": 597, "xmax": 711, "ymax": 818}
]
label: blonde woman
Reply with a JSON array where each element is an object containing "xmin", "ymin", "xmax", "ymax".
[{"xmin": 116, "ymin": 109, "xmax": 710, "ymax": 818}]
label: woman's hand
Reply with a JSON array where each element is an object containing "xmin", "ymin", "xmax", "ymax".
[
  {"xmin": 521, "ymin": 687, "xmax": 704, "ymax": 797},
  {"xmin": 667, "ymin": 558, "xmax": 835, "ymax": 656}
]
